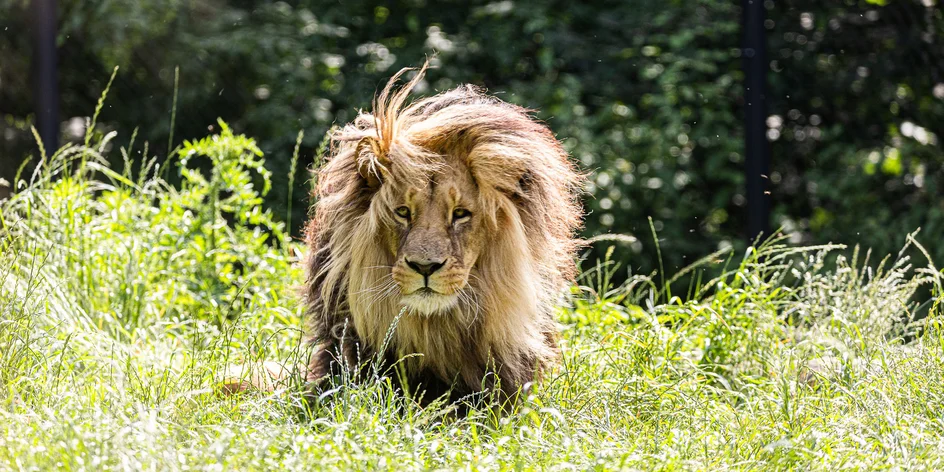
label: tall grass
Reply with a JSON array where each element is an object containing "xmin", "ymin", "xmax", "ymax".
[{"xmin": 1, "ymin": 123, "xmax": 942, "ymax": 470}]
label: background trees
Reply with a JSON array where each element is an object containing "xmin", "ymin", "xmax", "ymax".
[{"xmin": 2, "ymin": 0, "xmax": 942, "ymax": 276}]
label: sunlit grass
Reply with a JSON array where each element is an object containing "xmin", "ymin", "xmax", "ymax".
[{"xmin": 1, "ymin": 127, "xmax": 943, "ymax": 471}]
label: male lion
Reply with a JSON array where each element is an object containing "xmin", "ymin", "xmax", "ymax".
[{"xmin": 228, "ymin": 64, "xmax": 583, "ymax": 406}]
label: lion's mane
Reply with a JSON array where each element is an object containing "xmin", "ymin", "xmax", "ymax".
[{"xmin": 302, "ymin": 65, "xmax": 584, "ymax": 402}]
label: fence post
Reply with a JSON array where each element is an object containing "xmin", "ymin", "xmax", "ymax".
[
  {"xmin": 33, "ymin": 0, "xmax": 59, "ymax": 154},
  {"xmin": 742, "ymin": 0, "xmax": 770, "ymax": 243}
]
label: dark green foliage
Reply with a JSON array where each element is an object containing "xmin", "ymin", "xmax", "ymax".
[
  {"xmin": 1, "ymin": 0, "xmax": 942, "ymax": 278},
  {"xmin": 767, "ymin": 0, "xmax": 944, "ymax": 255}
]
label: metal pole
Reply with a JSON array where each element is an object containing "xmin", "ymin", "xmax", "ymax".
[
  {"xmin": 742, "ymin": 0, "xmax": 770, "ymax": 242},
  {"xmin": 33, "ymin": 0, "xmax": 59, "ymax": 154}
]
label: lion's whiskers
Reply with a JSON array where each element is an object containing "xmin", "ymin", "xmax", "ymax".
[
  {"xmin": 362, "ymin": 275, "xmax": 400, "ymax": 310},
  {"xmin": 351, "ymin": 279, "xmax": 391, "ymax": 296},
  {"xmin": 352, "ymin": 272, "xmax": 402, "ymax": 315},
  {"xmin": 466, "ymin": 272, "xmax": 487, "ymax": 287},
  {"xmin": 363, "ymin": 265, "xmax": 394, "ymax": 270},
  {"xmin": 456, "ymin": 287, "xmax": 483, "ymax": 329}
]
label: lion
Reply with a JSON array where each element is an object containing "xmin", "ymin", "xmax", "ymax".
[{"xmin": 226, "ymin": 64, "xmax": 584, "ymax": 406}]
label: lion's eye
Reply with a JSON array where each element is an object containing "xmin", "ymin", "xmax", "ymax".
[
  {"xmin": 452, "ymin": 208, "xmax": 471, "ymax": 222},
  {"xmin": 394, "ymin": 206, "xmax": 411, "ymax": 220}
]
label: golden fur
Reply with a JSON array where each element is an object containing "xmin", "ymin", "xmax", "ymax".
[{"xmin": 258, "ymin": 64, "xmax": 583, "ymax": 403}]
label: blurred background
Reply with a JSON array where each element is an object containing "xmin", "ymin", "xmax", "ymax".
[{"xmin": 1, "ymin": 0, "xmax": 942, "ymax": 278}]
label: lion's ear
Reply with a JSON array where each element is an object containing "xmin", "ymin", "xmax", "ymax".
[
  {"xmin": 356, "ymin": 136, "xmax": 389, "ymax": 190},
  {"xmin": 517, "ymin": 170, "xmax": 534, "ymax": 194},
  {"xmin": 496, "ymin": 169, "xmax": 535, "ymax": 207}
]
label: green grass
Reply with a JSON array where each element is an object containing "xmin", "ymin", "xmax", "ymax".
[{"xmin": 1, "ymin": 125, "xmax": 943, "ymax": 471}]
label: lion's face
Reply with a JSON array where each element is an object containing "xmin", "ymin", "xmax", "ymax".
[{"xmin": 384, "ymin": 162, "xmax": 486, "ymax": 315}]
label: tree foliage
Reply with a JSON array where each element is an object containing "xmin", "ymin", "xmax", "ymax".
[{"xmin": 1, "ymin": 0, "xmax": 942, "ymax": 276}]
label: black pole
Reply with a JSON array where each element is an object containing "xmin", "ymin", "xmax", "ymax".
[
  {"xmin": 742, "ymin": 0, "xmax": 770, "ymax": 242},
  {"xmin": 32, "ymin": 0, "xmax": 59, "ymax": 154}
]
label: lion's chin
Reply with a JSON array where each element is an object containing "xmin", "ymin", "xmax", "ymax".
[{"xmin": 400, "ymin": 289, "xmax": 460, "ymax": 315}]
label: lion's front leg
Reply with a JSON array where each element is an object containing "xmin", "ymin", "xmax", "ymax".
[
  {"xmin": 218, "ymin": 338, "xmax": 357, "ymax": 396},
  {"xmin": 219, "ymin": 360, "xmax": 303, "ymax": 395}
]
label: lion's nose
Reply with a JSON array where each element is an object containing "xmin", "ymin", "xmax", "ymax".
[{"xmin": 405, "ymin": 258, "xmax": 446, "ymax": 277}]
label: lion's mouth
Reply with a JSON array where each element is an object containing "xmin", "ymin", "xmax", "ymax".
[{"xmin": 400, "ymin": 287, "xmax": 459, "ymax": 314}]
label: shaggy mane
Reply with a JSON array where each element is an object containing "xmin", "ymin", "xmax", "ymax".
[{"xmin": 301, "ymin": 64, "xmax": 584, "ymax": 402}]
